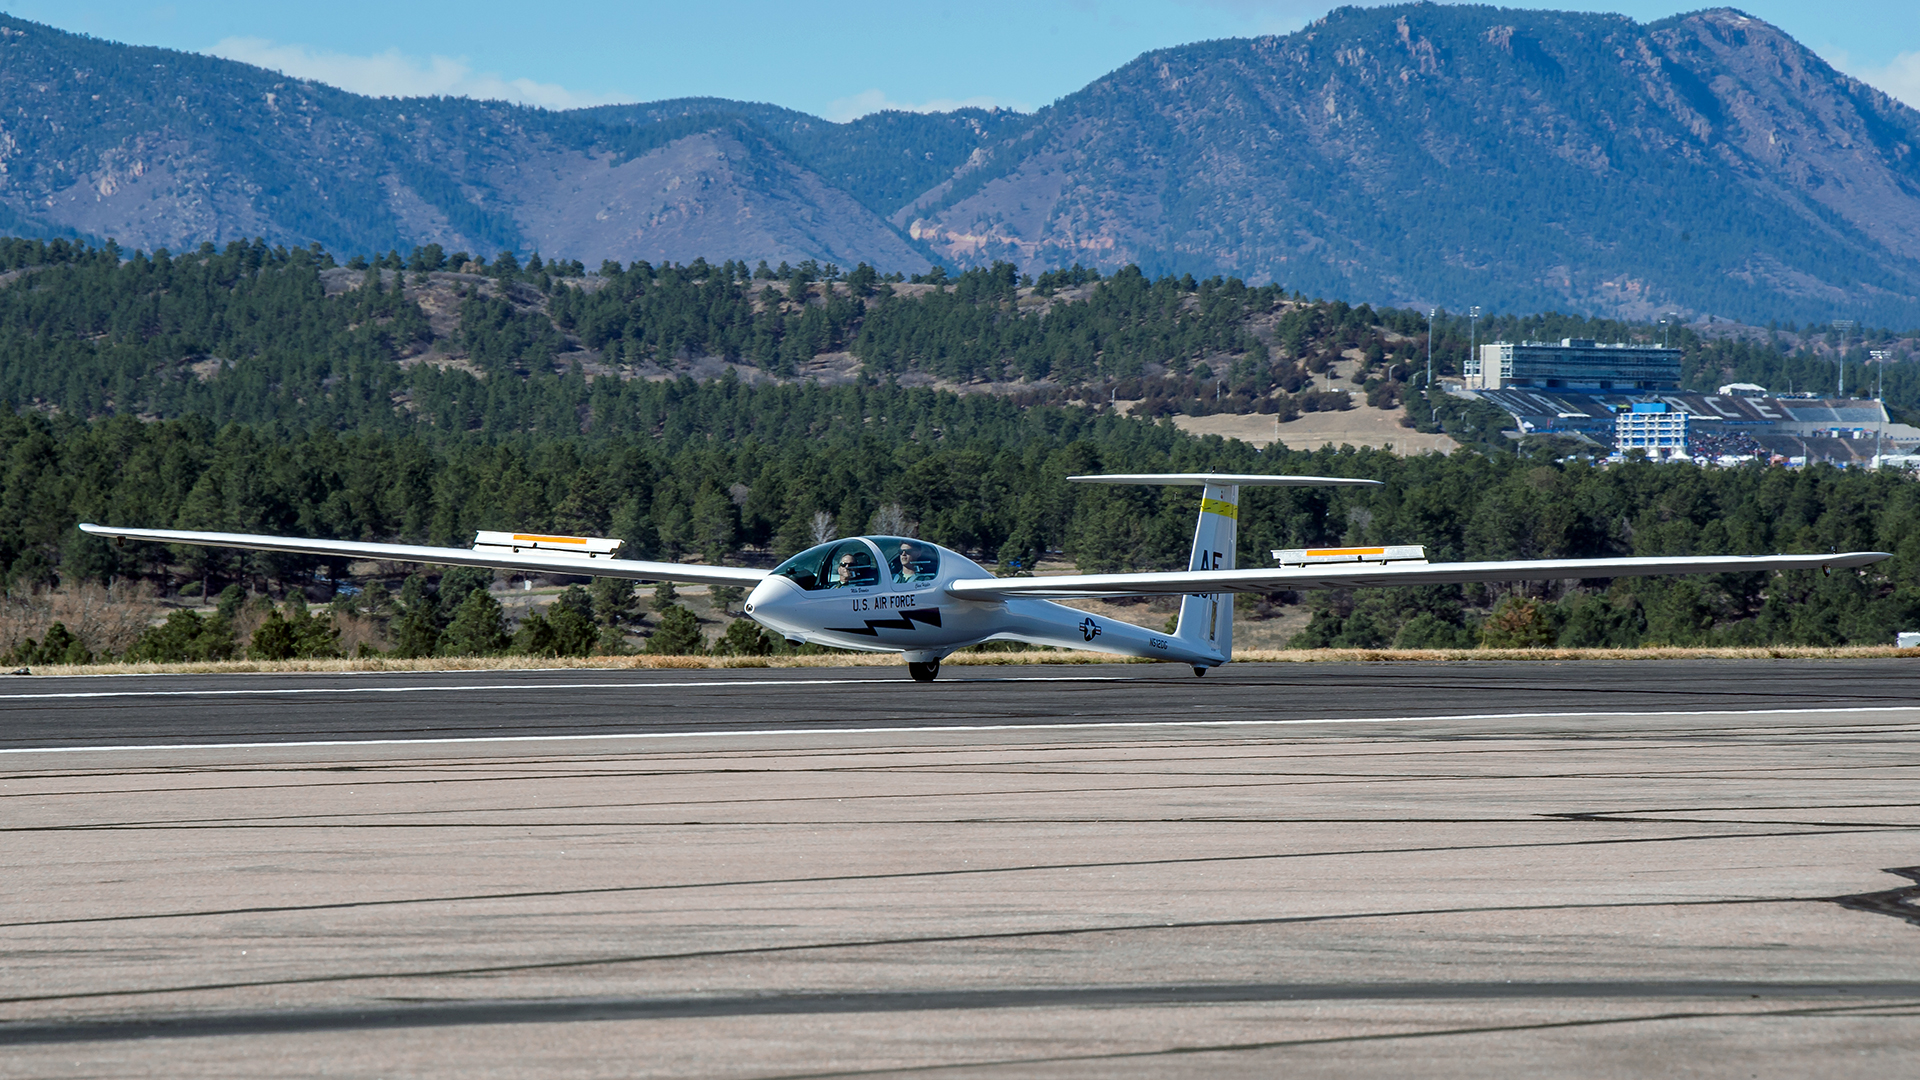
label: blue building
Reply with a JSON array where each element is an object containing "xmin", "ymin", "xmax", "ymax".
[{"xmin": 1611, "ymin": 402, "xmax": 1689, "ymax": 461}]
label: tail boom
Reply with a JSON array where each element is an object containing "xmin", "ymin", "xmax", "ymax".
[{"xmin": 991, "ymin": 598, "xmax": 1226, "ymax": 667}]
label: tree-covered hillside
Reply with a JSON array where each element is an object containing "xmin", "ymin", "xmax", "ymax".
[
  {"xmin": 0, "ymin": 237, "xmax": 1916, "ymax": 656},
  {"xmin": 0, "ymin": 238, "xmax": 1913, "ymax": 447}
]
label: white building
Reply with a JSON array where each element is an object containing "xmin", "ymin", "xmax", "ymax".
[{"xmin": 1612, "ymin": 403, "xmax": 1689, "ymax": 461}]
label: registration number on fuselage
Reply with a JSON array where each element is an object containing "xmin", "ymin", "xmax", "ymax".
[{"xmin": 849, "ymin": 593, "xmax": 918, "ymax": 611}]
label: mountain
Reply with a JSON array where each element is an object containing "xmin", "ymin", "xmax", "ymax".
[
  {"xmin": 2, "ymin": 7, "xmax": 1919, "ymax": 325},
  {"xmin": 0, "ymin": 19, "xmax": 971, "ymax": 269},
  {"xmin": 906, "ymin": 5, "xmax": 1920, "ymax": 327}
]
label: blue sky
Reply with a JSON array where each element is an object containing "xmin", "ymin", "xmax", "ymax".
[{"xmin": 12, "ymin": 2, "xmax": 1920, "ymax": 120}]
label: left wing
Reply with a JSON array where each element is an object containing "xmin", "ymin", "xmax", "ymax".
[
  {"xmin": 77, "ymin": 524, "xmax": 770, "ymax": 588},
  {"xmin": 946, "ymin": 551, "xmax": 1892, "ymax": 600}
]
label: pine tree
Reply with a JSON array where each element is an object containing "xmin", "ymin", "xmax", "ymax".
[
  {"xmin": 441, "ymin": 588, "xmax": 509, "ymax": 656},
  {"xmin": 250, "ymin": 612, "xmax": 297, "ymax": 660},
  {"xmin": 511, "ymin": 612, "xmax": 557, "ymax": 656},
  {"xmin": 643, "ymin": 604, "xmax": 703, "ymax": 655},
  {"xmin": 546, "ymin": 586, "xmax": 598, "ymax": 656},
  {"xmin": 709, "ymin": 617, "xmax": 773, "ymax": 657}
]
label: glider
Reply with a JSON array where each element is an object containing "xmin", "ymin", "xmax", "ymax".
[{"xmin": 80, "ymin": 474, "xmax": 1890, "ymax": 681}]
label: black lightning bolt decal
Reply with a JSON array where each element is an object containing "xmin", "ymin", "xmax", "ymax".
[{"xmin": 825, "ymin": 608, "xmax": 944, "ymax": 637}]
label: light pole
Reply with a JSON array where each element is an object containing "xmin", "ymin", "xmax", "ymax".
[
  {"xmin": 1872, "ymin": 349, "xmax": 1890, "ymax": 462},
  {"xmin": 1833, "ymin": 320, "xmax": 1855, "ymax": 398},
  {"xmin": 1426, "ymin": 307, "xmax": 1436, "ymax": 388},
  {"xmin": 1426, "ymin": 308, "xmax": 1438, "ymax": 431},
  {"xmin": 1469, "ymin": 305, "xmax": 1480, "ymax": 385}
]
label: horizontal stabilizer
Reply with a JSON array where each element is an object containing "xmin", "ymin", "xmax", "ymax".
[
  {"xmin": 77, "ymin": 524, "xmax": 768, "ymax": 588},
  {"xmin": 1069, "ymin": 473, "xmax": 1382, "ymax": 488},
  {"xmin": 946, "ymin": 551, "xmax": 1891, "ymax": 600}
]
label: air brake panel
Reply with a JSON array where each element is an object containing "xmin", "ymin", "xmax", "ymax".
[
  {"xmin": 1272, "ymin": 545, "xmax": 1428, "ymax": 566},
  {"xmin": 472, "ymin": 531, "xmax": 625, "ymax": 558}
]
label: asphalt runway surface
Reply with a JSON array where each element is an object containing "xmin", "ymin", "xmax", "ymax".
[
  {"xmin": 2, "ymin": 657, "xmax": 1919, "ymax": 748},
  {"xmin": 2, "ymin": 659, "xmax": 1919, "ymax": 1077}
]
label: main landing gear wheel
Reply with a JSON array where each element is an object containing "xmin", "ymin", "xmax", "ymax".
[{"xmin": 908, "ymin": 661, "xmax": 941, "ymax": 682}]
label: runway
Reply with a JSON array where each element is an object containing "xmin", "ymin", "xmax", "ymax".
[
  {"xmin": 1, "ymin": 660, "xmax": 1918, "ymax": 1077},
  {"xmin": 3, "ymin": 657, "xmax": 1920, "ymax": 748}
]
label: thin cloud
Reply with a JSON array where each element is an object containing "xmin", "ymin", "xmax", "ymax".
[
  {"xmin": 1850, "ymin": 51, "xmax": 1920, "ymax": 110},
  {"xmin": 824, "ymin": 89, "xmax": 1032, "ymax": 123},
  {"xmin": 1172, "ymin": 0, "xmax": 1330, "ymax": 35},
  {"xmin": 1817, "ymin": 45, "xmax": 1920, "ymax": 110},
  {"xmin": 206, "ymin": 37, "xmax": 620, "ymax": 109}
]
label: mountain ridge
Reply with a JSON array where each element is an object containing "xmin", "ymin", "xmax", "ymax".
[
  {"xmin": 3, "ymin": 6, "xmax": 1920, "ymax": 324},
  {"xmin": 903, "ymin": 6, "xmax": 1920, "ymax": 325}
]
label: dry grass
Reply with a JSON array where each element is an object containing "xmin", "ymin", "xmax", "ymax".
[{"xmin": 11, "ymin": 644, "xmax": 1914, "ymax": 677}]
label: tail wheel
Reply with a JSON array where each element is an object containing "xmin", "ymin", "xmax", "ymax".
[
  {"xmin": 1193, "ymin": 665, "xmax": 1208, "ymax": 677},
  {"xmin": 908, "ymin": 661, "xmax": 940, "ymax": 682}
]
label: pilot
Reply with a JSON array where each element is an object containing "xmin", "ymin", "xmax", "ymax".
[
  {"xmin": 895, "ymin": 542, "xmax": 928, "ymax": 582},
  {"xmin": 831, "ymin": 552, "xmax": 858, "ymax": 587}
]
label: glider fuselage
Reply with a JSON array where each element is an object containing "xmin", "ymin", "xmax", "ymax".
[{"xmin": 744, "ymin": 536, "xmax": 1219, "ymax": 666}]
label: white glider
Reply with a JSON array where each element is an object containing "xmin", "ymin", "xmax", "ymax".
[{"xmin": 80, "ymin": 473, "xmax": 1890, "ymax": 681}]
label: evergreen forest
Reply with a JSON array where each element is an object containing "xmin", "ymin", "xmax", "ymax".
[{"xmin": 0, "ymin": 236, "xmax": 1915, "ymax": 661}]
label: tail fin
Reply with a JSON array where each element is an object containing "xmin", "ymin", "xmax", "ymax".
[
  {"xmin": 1174, "ymin": 481, "xmax": 1236, "ymax": 664},
  {"xmin": 1066, "ymin": 473, "xmax": 1381, "ymax": 669}
]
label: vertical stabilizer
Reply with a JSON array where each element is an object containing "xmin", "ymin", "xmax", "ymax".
[
  {"xmin": 1066, "ymin": 472, "xmax": 1380, "ymax": 670},
  {"xmin": 1174, "ymin": 482, "xmax": 1236, "ymax": 664}
]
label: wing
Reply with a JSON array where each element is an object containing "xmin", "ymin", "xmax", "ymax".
[
  {"xmin": 77, "ymin": 524, "xmax": 770, "ymax": 588},
  {"xmin": 945, "ymin": 552, "xmax": 1893, "ymax": 600},
  {"xmin": 1068, "ymin": 473, "xmax": 1383, "ymax": 487}
]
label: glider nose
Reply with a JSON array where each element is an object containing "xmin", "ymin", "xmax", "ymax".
[{"xmin": 744, "ymin": 575, "xmax": 802, "ymax": 634}]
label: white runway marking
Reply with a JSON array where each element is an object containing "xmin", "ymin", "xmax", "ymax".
[
  {"xmin": 1, "ymin": 705, "xmax": 1916, "ymax": 755},
  {"xmin": 0, "ymin": 675, "xmax": 1135, "ymax": 702}
]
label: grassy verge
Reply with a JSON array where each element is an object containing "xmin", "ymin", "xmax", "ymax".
[{"xmin": 6, "ymin": 644, "xmax": 1914, "ymax": 677}]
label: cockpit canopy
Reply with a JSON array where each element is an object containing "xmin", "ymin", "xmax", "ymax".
[{"xmin": 771, "ymin": 536, "xmax": 942, "ymax": 591}]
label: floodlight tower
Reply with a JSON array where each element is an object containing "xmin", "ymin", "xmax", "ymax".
[
  {"xmin": 1834, "ymin": 320, "xmax": 1856, "ymax": 397},
  {"xmin": 1426, "ymin": 307, "xmax": 1436, "ymax": 387},
  {"xmin": 1426, "ymin": 307, "xmax": 1439, "ymax": 429},
  {"xmin": 1469, "ymin": 305, "xmax": 1481, "ymax": 381},
  {"xmin": 1872, "ymin": 349, "xmax": 1891, "ymax": 462}
]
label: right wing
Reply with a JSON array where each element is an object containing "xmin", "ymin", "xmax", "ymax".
[
  {"xmin": 1068, "ymin": 473, "xmax": 1383, "ymax": 487},
  {"xmin": 78, "ymin": 524, "xmax": 770, "ymax": 588},
  {"xmin": 946, "ymin": 551, "xmax": 1892, "ymax": 600}
]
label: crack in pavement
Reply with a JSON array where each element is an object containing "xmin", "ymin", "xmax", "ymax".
[{"xmin": 4, "ymin": 982, "xmax": 1920, "ymax": 1046}]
